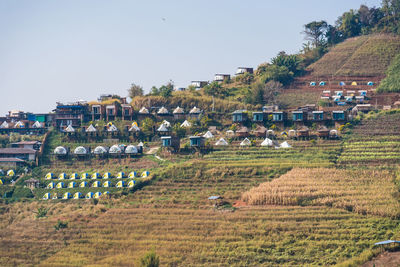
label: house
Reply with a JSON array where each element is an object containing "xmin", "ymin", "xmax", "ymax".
[
  {"xmin": 25, "ymin": 178, "xmax": 40, "ymax": 189},
  {"xmin": 214, "ymin": 74, "xmax": 230, "ymax": 82},
  {"xmin": 11, "ymin": 141, "xmax": 41, "ymax": 150},
  {"xmin": 253, "ymin": 126, "xmax": 267, "ymax": 137},
  {"xmin": 0, "ymin": 158, "xmax": 25, "ymax": 168},
  {"xmin": 191, "ymin": 81, "xmax": 208, "ymax": 89},
  {"xmin": 121, "ymin": 104, "xmax": 133, "ymax": 121},
  {"xmin": 173, "ymin": 106, "xmax": 185, "ymax": 120},
  {"xmin": 297, "ymin": 126, "xmax": 310, "ymax": 138},
  {"xmin": 252, "ymin": 112, "xmax": 265, "ymax": 122},
  {"xmin": 54, "ymin": 101, "xmax": 90, "ymax": 129},
  {"xmin": 189, "ymin": 106, "xmax": 202, "ymax": 119},
  {"xmin": 161, "ymin": 136, "xmax": 180, "ymax": 151},
  {"xmin": 332, "ymin": 111, "xmax": 346, "ymax": 121},
  {"xmin": 236, "ymin": 67, "xmax": 253, "ymax": 75},
  {"xmin": 91, "ymin": 104, "xmax": 104, "ymax": 121},
  {"xmin": 312, "ymin": 111, "xmax": 324, "ymax": 121},
  {"xmin": 236, "ymin": 127, "xmax": 249, "ymax": 137},
  {"xmin": 272, "ymin": 112, "xmax": 286, "ymax": 122},
  {"xmin": 106, "ymin": 104, "xmax": 119, "ymax": 121},
  {"xmin": 292, "ymin": 111, "xmax": 307, "ymax": 122},
  {"xmin": 317, "ymin": 126, "xmax": 330, "ymax": 138},
  {"xmin": 0, "ymin": 148, "xmax": 37, "ymax": 161},
  {"xmin": 189, "ymin": 136, "xmax": 205, "ymax": 147},
  {"xmin": 232, "ymin": 110, "xmax": 248, "ymax": 123}
]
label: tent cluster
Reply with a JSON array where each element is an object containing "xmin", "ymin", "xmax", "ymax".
[
  {"xmin": 62, "ymin": 122, "xmax": 142, "ymax": 134},
  {"xmin": 0, "ymin": 121, "xmax": 43, "ymax": 129},
  {"xmin": 46, "ymin": 179, "xmax": 136, "ymax": 189},
  {"xmin": 44, "ymin": 171, "xmax": 150, "ymax": 180},
  {"xmin": 42, "ymin": 191, "xmax": 110, "ymax": 200},
  {"xmin": 310, "ymin": 81, "xmax": 374, "ymax": 87},
  {"xmin": 54, "ymin": 143, "xmax": 143, "ymax": 156}
]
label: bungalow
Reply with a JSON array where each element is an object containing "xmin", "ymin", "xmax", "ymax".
[
  {"xmin": 0, "ymin": 158, "xmax": 25, "ymax": 168},
  {"xmin": 272, "ymin": 111, "xmax": 286, "ymax": 122},
  {"xmin": 11, "ymin": 141, "xmax": 42, "ymax": 150},
  {"xmin": 232, "ymin": 110, "xmax": 248, "ymax": 123},
  {"xmin": 252, "ymin": 112, "xmax": 265, "ymax": 122},
  {"xmin": 173, "ymin": 106, "xmax": 185, "ymax": 120},
  {"xmin": 312, "ymin": 111, "xmax": 324, "ymax": 121},
  {"xmin": 189, "ymin": 136, "xmax": 205, "ymax": 147},
  {"xmin": 214, "ymin": 74, "xmax": 230, "ymax": 82},
  {"xmin": 236, "ymin": 67, "xmax": 253, "ymax": 75},
  {"xmin": 91, "ymin": 104, "xmax": 104, "ymax": 121},
  {"xmin": 317, "ymin": 125, "xmax": 330, "ymax": 138},
  {"xmin": 297, "ymin": 126, "xmax": 310, "ymax": 138},
  {"xmin": 332, "ymin": 111, "xmax": 346, "ymax": 121},
  {"xmin": 25, "ymin": 178, "xmax": 40, "ymax": 189},
  {"xmin": 236, "ymin": 127, "xmax": 249, "ymax": 137},
  {"xmin": 189, "ymin": 106, "xmax": 202, "ymax": 119},
  {"xmin": 161, "ymin": 136, "xmax": 180, "ymax": 151},
  {"xmin": 106, "ymin": 104, "xmax": 118, "ymax": 121},
  {"xmin": 0, "ymin": 148, "xmax": 37, "ymax": 161},
  {"xmin": 121, "ymin": 104, "xmax": 133, "ymax": 121},
  {"xmin": 191, "ymin": 81, "xmax": 208, "ymax": 89},
  {"xmin": 292, "ymin": 111, "xmax": 307, "ymax": 122}
]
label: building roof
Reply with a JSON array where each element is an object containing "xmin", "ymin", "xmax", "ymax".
[
  {"xmin": 25, "ymin": 178, "xmax": 39, "ymax": 183},
  {"xmin": 0, "ymin": 148, "xmax": 36, "ymax": 155},
  {"xmin": 0, "ymin": 157, "xmax": 25, "ymax": 162},
  {"xmin": 173, "ymin": 106, "xmax": 185, "ymax": 114},
  {"xmin": 12, "ymin": 141, "xmax": 41, "ymax": 145},
  {"xmin": 189, "ymin": 106, "xmax": 201, "ymax": 114}
]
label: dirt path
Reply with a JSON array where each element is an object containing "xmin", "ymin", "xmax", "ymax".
[
  {"xmin": 145, "ymin": 146, "xmax": 159, "ymax": 155},
  {"xmin": 361, "ymin": 251, "xmax": 400, "ymax": 267}
]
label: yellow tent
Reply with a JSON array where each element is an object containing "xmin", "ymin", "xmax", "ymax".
[
  {"xmin": 132, "ymin": 121, "xmax": 138, "ymax": 127},
  {"xmin": 351, "ymin": 81, "xmax": 357, "ymax": 86},
  {"xmin": 7, "ymin": 170, "xmax": 15, "ymax": 176},
  {"xmin": 0, "ymin": 179, "xmax": 3, "ymax": 185}
]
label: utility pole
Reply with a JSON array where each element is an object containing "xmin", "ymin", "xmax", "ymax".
[{"xmin": 212, "ymin": 96, "xmax": 215, "ymax": 112}]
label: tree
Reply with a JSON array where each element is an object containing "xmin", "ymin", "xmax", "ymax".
[
  {"xmin": 261, "ymin": 65, "xmax": 294, "ymax": 85},
  {"xmin": 128, "ymin": 83, "xmax": 143, "ymax": 98},
  {"xmin": 263, "ymin": 80, "xmax": 283, "ymax": 104},
  {"xmin": 271, "ymin": 51, "xmax": 303, "ymax": 76},
  {"xmin": 303, "ymin": 21, "xmax": 328, "ymax": 48},
  {"xmin": 325, "ymin": 24, "xmax": 343, "ymax": 46},
  {"xmin": 337, "ymin": 9, "xmax": 361, "ymax": 38},
  {"xmin": 203, "ymin": 81, "xmax": 229, "ymax": 98},
  {"xmin": 141, "ymin": 118, "xmax": 156, "ymax": 136}
]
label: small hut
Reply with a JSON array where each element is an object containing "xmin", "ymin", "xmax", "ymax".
[
  {"xmin": 173, "ymin": 106, "xmax": 185, "ymax": 120},
  {"xmin": 317, "ymin": 126, "xmax": 330, "ymax": 138},
  {"xmin": 297, "ymin": 126, "xmax": 310, "ymax": 138},
  {"xmin": 253, "ymin": 126, "xmax": 267, "ymax": 137},
  {"xmin": 25, "ymin": 178, "xmax": 39, "ymax": 189},
  {"xmin": 236, "ymin": 127, "xmax": 249, "ymax": 138}
]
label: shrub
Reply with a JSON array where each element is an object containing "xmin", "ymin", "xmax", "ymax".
[
  {"xmin": 12, "ymin": 187, "xmax": 34, "ymax": 199},
  {"xmin": 138, "ymin": 249, "xmax": 160, "ymax": 267},
  {"xmin": 54, "ymin": 220, "xmax": 68, "ymax": 231},
  {"xmin": 34, "ymin": 207, "xmax": 49, "ymax": 219}
]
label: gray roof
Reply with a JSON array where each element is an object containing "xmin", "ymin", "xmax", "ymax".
[{"xmin": 0, "ymin": 148, "xmax": 36, "ymax": 154}]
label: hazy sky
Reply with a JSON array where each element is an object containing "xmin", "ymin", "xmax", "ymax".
[{"xmin": 0, "ymin": 0, "xmax": 381, "ymax": 115}]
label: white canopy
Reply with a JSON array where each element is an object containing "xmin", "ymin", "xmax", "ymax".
[
  {"xmin": 189, "ymin": 106, "xmax": 201, "ymax": 114},
  {"xmin": 65, "ymin": 125, "xmax": 75, "ymax": 132},
  {"xmin": 161, "ymin": 120, "xmax": 171, "ymax": 127},
  {"xmin": 261, "ymin": 138, "xmax": 274, "ymax": 147},
  {"xmin": 125, "ymin": 145, "xmax": 138, "ymax": 154},
  {"xmin": 180, "ymin": 120, "xmax": 191, "ymax": 128},
  {"xmin": 74, "ymin": 146, "xmax": 87, "ymax": 155},
  {"xmin": 203, "ymin": 131, "xmax": 214, "ymax": 139},
  {"xmin": 279, "ymin": 141, "xmax": 292, "ymax": 148},
  {"xmin": 139, "ymin": 107, "xmax": 149, "ymax": 114},
  {"xmin": 109, "ymin": 145, "xmax": 122, "ymax": 154},
  {"xmin": 215, "ymin": 138, "xmax": 228, "ymax": 146},
  {"xmin": 94, "ymin": 146, "xmax": 107, "ymax": 154},
  {"xmin": 0, "ymin": 121, "xmax": 9, "ymax": 129},
  {"xmin": 15, "ymin": 121, "xmax": 25, "ymax": 128},
  {"xmin": 173, "ymin": 106, "xmax": 184, "ymax": 114},
  {"xmin": 54, "ymin": 146, "xmax": 67, "ymax": 155},
  {"xmin": 32, "ymin": 121, "xmax": 42, "ymax": 128},
  {"xmin": 138, "ymin": 142, "xmax": 144, "ymax": 147},
  {"xmin": 240, "ymin": 138, "xmax": 251, "ymax": 146},
  {"xmin": 157, "ymin": 124, "xmax": 169, "ymax": 132},
  {"xmin": 86, "ymin": 124, "xmax": 97, "ymax": 132},
  {"xmin": 107, "ymin": 124, "xmax": 118, "ymax": 132},
  {"xmin": 157, "ymin": 106, "xmax": 169, "ymax": 114},
  {"xmin": 129, "ymin": 124, "xmax": 140, "ymax": 132}
]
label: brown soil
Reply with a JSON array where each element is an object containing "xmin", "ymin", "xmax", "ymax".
[{"xmin": 361, "ymin": 251, "xmax": 400, "ymax": 267}]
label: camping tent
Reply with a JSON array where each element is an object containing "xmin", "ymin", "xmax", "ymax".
[
  {"xmin": 63, "ymin": 192, "xmax": 72, "ymax": 199},
  {"xmin": 267, "ymin": 130, "xmax": 275, "ymax": 137},
  {"xmin": 261, "ymin": 138, "xmax": 274, "ymax": 147},
  {"xmin": 86, "ymin": 192, "xmax": 94, "ymax": 199},
  {"xmin": 157, "ymin": 106, "xmax": 169, "ymax": 114},
  {"xmin": 226, "ymin": 130, "xmax": 235, "ymax": 137},
  {"xmin": 367, "ymin": 81, "xmax": 374, "ymax": 86},
  {"xmin": 7, "ymin": 170, "xmax": 15, "ymax": 176},
  {"xmin": 128, "ymin": 171, "xmax": 137, "ymax": 178},
  {"xmin": 125, "ymin": 145, "xmax": 138, "ymax": 154},
  {"xmin": 129, "ymin": 124, "xmax": 140, "ymax": 132},
  {"xmin": 157, "ymin": 124, "xmax": 169, "ymax": 132},
  {"xmin": 56, "ymin": 182, "xmax": 65, "ymax": 188},
  {"xmin": 107, "ymin": 124, "xmax": 118, "ymax": 132},
  {"xmin": 215, "ymin": 138, "xmax": 228, "ymax": 146},
  {"xmin": 103, "ymin": 172, "xmax": 111, "ymax": 179},
  {"xmin": 351, "ymin": 81, "xmax": 357, "ymax": 86},
  {"xmin": 189, "ymin": 106, "xmax": 201, "ymax": 114},
  {"xmin": 288, "ymin": 129, "xmax": 296, "ymax": 138},
  {"xmin": 0, "ymin": 179, "xmax": 3, "ymax": 185},
  {"xmin": 32, "ymin": 121, "xmax": 42, "ymax": 128},
  {"xmin": 68, "ymin": 182, "xmax": 76, "ymax": 188},
  {"xmin": 109, "ymin": 145, "xmax": 122, "ymax": 154},
  {"xmin": 58, "ymin": 173, "xmax": 67, "ymax": 179},
  {"xmin": 103, "ymin": 181, "xmax": 111, "ymax": 188},
  {"xmin": 73, "ymin": 192, "xmax": 82, "ymax": 199},
  {"xmin": 81, "ymin": 173, "xmax": 89, "ymax": 179},
  {"xmin": 65, "ymin": 125, "xmax": 75, "ymax": 132},
  {"xmin": 80, "ymin": 181, "xmax": 88, "ymax": 188},
  {"xmin": 54, "ymin": 146, "xmax": 67, "ymax": 155},
  {"xmin": 47, "ymin": 182, "xmax": 55, "ymax": 189},
  {"xmin": 0, "ymin": 121, "xmax": 9, "ymax": 129},
  {"xmin": 116, "ymin": 181, "xmax": 125, "ymax": 188},
  {"xmin": 139, "ymin": 107, "xmax": 149, "ymax": 114},
  {"xmin": 117, "ymin": 172, "xmax": 125, "ymax": 178},
  {"xmin": 162, "ymin": 120, "xmax": 171, "ymax": 127},
  {"xmin": 180, "ymin": 120, "xmax": 191, "ymax": 128},
  {"xmin": 52, "ymin": 193, "xmax": 58, "ymax": 200},
  {"xmin": 339, "ymin": 81, "xmax": 346, "ymax": 86},
  {"xmin": 42, "ymin": 193, "xmax": 51, "ymax": 200},
  {"xmin": 141, "ymin": 171, "xmax": 150, "ymax": 177},
  {"xmin": 94, "ymin": 192, "xmax": 102, "ymax": 198},
  {"xmin": 173, "ymin": 106, "xmax": 184, "ymax": 114},
  {"xmin": 203, "ymin": 131, "xmax": 214, "ymax": 139},
  {"xmin": 329, "ymin": 129, "xmax": 338, "ymax": 137},
  {"xmin": 45, "ymin": 172, "xmax": 54, "ymax": 179},
  {"xmin": 280, "ymin": 141, "xmax": 292, "ymax": 148},
  {"xmin": 94, "ymin": 146, "xmax": 107, "ymax": 155},
  {"xmin": 240, "ymin": 138, "xmax": 251, "ymax": 146},
  {"xmin": 86, "ymin": 124, "xmax": 97, "ymax": 132},
  {"xmin": 92, "ymin": 181, "xmax": 101, "ymax": 187},
  {"xmin": 128, "ymin": 180, "xmax": 136, "ymax": 188},
  {"xmin": 137, "ymin": 142, "xmax": 144, "ymax": 147},
  {"xmin": 91, "ymin": 173, "xmax": 101, "ymax": 179},
  {"xmin": 319, "ymin": 81, "xmax": 326, "ymax": 86},
  {"xmin": 70, "ymin": 173, "xmax": 79, "ymax": 179},
  {"xmin": 74, "ymin": 146, "xmax": 87, "ymax": 155},
  {"xmin": 14, "ymin": 121, "xmax": 25, "ymax": 128},
  {"xmin": 309, "ymin": 81, "xmax": 316, "ymax": 86}
]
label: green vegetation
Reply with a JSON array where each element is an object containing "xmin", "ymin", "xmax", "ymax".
[{"xmin": 377, "ymin": 52, "xmax": 400, "ymax": 92}]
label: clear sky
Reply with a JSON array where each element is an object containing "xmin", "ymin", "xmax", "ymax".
[{"xmin": 0, "ymin": 0, "xmax": 381, "ymax": 115}]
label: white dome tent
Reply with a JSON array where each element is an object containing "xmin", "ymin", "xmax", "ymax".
[
  {"xmin": 125, "ymin": 145, "xmax": 138, "ymax": 154},
  {"xmin": 161, "ymin": 120, "xmax": 171, "ymax": 127},
  {"xmin": 240, "ymin": 138, "xmax": 251, "ymax": 146},
  {"xmin": 0, "ymin": 121, "xmax": 9, "ymax": 129},
  {"xmin": 74, "ymin": 146, "xmax": 87, "ymax": 155},
  {"xmin": 86, "ymin": 124, "xmax": 97, "ymax": 132},
  {"xmin": 215, "ymin": 138, "xmax": 228, "ymax": 146},
  {"xmin": 94, "ymin": 146, "xmax": 107, "ymax": 154},
  {"xmin": 109, "ymin": 145, "xmax": 122, "ymax": 154},
  {"xmin": 32, "ymin": 121, "xmax": 42, "ymax": 128},
  {"xmin": 54, "ymin": 146, "xmax": 67, "ymax": 155},
  {"xmin": 157, "ymin": 124, "xmax": 169, "ymax": 132},
  {"xmin": 139, "ymin": 107, "xmax": 149, "ymax": 114},
  {"xmin": 157, "ymin": 106, "xmax": 169, "ymax": 114},
  {"xmin": 278, "ymin": 141, "xmax": 292, "ymax": 149}
]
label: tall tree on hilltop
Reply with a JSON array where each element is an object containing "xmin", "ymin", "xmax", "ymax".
[
  {"xmin": 303, "ymin": 21, "xmax": 328, "ymax": 48},
  {"xmin": 128, "ymin": 83, "xmax": 144, "ymax": 98}
]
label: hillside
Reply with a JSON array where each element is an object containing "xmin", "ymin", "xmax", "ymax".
[{"xmin": 307, "ymin": 34, "xmax": 400, "ymax": 77}]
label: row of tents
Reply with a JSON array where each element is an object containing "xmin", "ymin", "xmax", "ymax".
[
  {"xmin": 42, "ymin": 191, "xmax": 108, "ymax": 200},
  {"xmin": 0, "ymin": 121, "xmax": 43, "ymax": 129},
  {"xmin": 47, "ymin": 180, "xmax": 135, "ymax": 189},
  {"xmin": 213, "ymin": 137, "xmax": 291, "ymax": 148},
  {"xmin": 310, "ymin": 81, "xmax": 374, "ymax": 86},
  {"xmin": 45, "ymin": 171, "xmax": 150, "ymax": 180},
  {"xmin": 54, "ymin": 143, "xmax": 144, "ymax": 156},
  {"xmin": 0, "ymin": 169, "xmax": 15, "ymax": 177}
]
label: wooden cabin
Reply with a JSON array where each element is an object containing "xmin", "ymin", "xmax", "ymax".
[
  {"xmin": 253, "ymin": 126, "xmax": 267, "ymax": 137},
  {"xmin": 232, "ymin": 110, "xmax": 248, "ymax": 123},
  {"xmin": 189, "ymin": 136, "xmax": 205, "ymax": 147},
  {"xmin": 236, "ymin": 127, "xmax": 249, "ymax": 137},
  {"xmin": 252, "ymin": 112, "xmax": 265, "ymax": 122},
  {"xmin": 297, "ymin": 126, "xmax": 310, "ymax": 138},
  {"xmin": 161, "ymin": 136, "xmax": 180, "ymax": 151},
  {"xmin": 317, "ymin": 126, "xmax": 330, "ymax": 138}
]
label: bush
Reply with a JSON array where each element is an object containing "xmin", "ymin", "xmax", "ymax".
[
  {"xmin": 34, "ymin": 207, "xmax": 49, "ymax": 219},
  {"xmin": 12, "ymin": 187, "xmax": 34, "ymax": 199},
  {"xmin": 138, "ymin": 249, "xmax": 159, "ymax": 267},
  {"xmin": 54, "ymin": 220, "xmax": 68, "ymax": 231}
]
